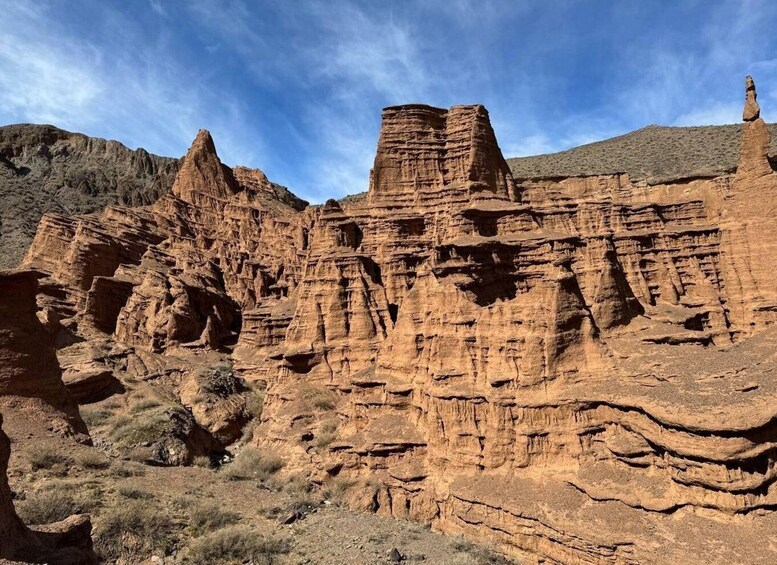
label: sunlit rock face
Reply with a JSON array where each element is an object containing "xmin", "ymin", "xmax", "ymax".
[{"xmin": 13, "ymin": 77, "xmax": 777, "ymax": 563}]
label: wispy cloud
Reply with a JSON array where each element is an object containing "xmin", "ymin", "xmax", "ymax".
[
  {"xmin": 611, "ymin": 0, "xmax": 777, "ymax": 127},
  {"xmin": 0, "ymin": 0, "xmax": 263, "ymax": 167},
  {"xmin": 0, "ymin": 4, "xmax": 104, "ymax": 126},
  {"xmin": 307, "ymin": 3, "xmax": 430, "ymax": 103},
  {"xmin": 149, "ymin": 0, "xmax": 166, "ymax": 17}
]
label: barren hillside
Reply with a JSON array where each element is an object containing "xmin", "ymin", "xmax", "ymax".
[
  {"xmin": 0, "ymin": 125, "xmax": 180, "ymax": 268},
  {"xmin": 508, "ymin": 122, "xmax": 777, "ymax": 183}
]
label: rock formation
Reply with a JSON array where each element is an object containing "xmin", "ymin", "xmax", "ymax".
[
  {"xmin": 737, "ymin": 75, "xmax": 773, "ymax": 179},
  {"xmin": 743, "ymin": 75, "xmax": 760, "ymax": 121},
  {"xmin": 0, "ymin": 413, "xmax": 97, "ymax": 563},
  {"xmin": 0, "ymin": 270, "xmax": 89, "ymax": 441},
  {"xmin": 5, "ymin": 77, "xmax": 777, "ymax": 563}
]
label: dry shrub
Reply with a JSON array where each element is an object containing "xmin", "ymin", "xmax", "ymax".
[
  {"xmin": 80, "ymin": 406, "xmax": 112, "ymax": 427},
  {"xmin": 28, "ymin": 446, "xmax": 74, "ymax": 474},
  {"xmin": 130, "ymin": 398, "xmax": 162, "ymax": 413},
  {"xmin": 451, "ymin": 536, "xmax": 513, "ymax": 564},
  {"xmin": 222, "ymin": 447, "xmax": 283, "ymax": 482},
  {"xmin": 300, "ymin": 385, "xmax": 337, "ymax": 411},
  {"xmin": 192, "ymin": 455, "xmax": 213, "ymax": 468},
  {"xmin": 246, "ymin": 386, "xmax": 265, "ymax": 418},
  {"xmin": 17, "ymin": 482, "xmax": 101, "ymax": 525},
  {"xmin": 188, "ymin": 503, "xmax": 240, "ymax": 536},
  {"xmin": 110, "ymin": 460, "xmax": 146, "ymax": 477},
  {"xmin": 93, "ymin": 502, "xmax": 179, "ymax": 562},
  {"xmin": 108, "ymin": 407, "xmax": 169, "ymax": 447},
  {"xmin": 322, "ymin": 477, "xmax": 357, "ymax": 503},
  {"xmin": 184, "ymin": 526, "xmax": 290, "ymax": 564},
  {"xmin": 17, "ymin": 491, "xmax": 81, "ymax": 525},
  {"xmin": 76, "ymin": 450, "xmax": 111, "ymax": 470},
  {"xmin": 117, "ymin": 487, "xmax": 154, "ymax": 500}
]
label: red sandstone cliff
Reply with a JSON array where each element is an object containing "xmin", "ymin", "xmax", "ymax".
[{"xmin": 5, "ymin": 77, "xmax": 777, "ymax": 563}]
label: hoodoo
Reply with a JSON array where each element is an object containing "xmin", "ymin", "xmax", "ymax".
[
  {"xmin": 743, "ymin": 75, "xmax": 760, "ymax": 120},
  {"xmin": 737, "ymin": 75, "xmax": 772, "ymax": 178}
]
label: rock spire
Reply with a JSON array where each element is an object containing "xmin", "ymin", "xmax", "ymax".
[
  {"xmin": 171, "ymin": 129, "xmax": 238, "ymax": 203},
  {"xmin": 737, "ymin": 75, "xmax": 772, "ymax": 178},
  {"xmin": 743, "ymin": 75, "xmax": 760, "ymax": 121}
]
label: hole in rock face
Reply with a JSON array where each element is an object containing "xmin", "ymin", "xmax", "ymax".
[
  {"xmin": 683, "ymin": 313, "xmax": 706, "ymax": 331},
  {"xmin": 388, "ymin": 303, "xmax": 399, "ymax": 323},
  {"xmin": 284, "ymin": 351, "xmax": 319, "ymax": 374},
  {"xmin": 397, "ymin": 217, "xmax": 425, "ymax": 237},
  {"xmin": 473, "ymin": 215, "xmax": 498, "ymax": 237},
  {"xmin": 463, "ymin": 271, "xmax": 517, "ymax": 306},
  {"xmin": 362, "ymin": 257, "xmax": 385, "ymax": 287}
]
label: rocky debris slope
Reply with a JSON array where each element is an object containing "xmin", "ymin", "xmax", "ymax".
[{"xmin": 6, "ymin": 76, "xmax": 777, "ymax": 563}]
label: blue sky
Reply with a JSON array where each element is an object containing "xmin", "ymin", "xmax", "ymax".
[{"xmin": 1, "ymin": 0, "xmax": 776, "ymax": 202}]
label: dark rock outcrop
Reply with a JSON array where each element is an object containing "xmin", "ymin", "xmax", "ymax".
[{"xmin": 0, "ymin": 124, "xmax": 181, "ymax": 269}]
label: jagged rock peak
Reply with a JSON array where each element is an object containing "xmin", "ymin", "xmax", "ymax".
[
  {"xmin": 171, "ymin": 129, "xmax": 238, "ymax": 202},
  {"xmin": 743, "ymin": 75, "xmax": 760, "ymax": 121},
  {"xmin": 370, "ymin": 103, "xmax": 515, "ymax": 202}
]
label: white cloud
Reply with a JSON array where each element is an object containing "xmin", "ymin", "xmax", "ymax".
[
  {"xmin": 0, "ymin": 0, "xmax": 263, "ymax": 168},
  {"xmin": 307, "ymin": 3, "xmax": 430, "ymax": 103},
  {"xmin": 609, "ymin": 0, "xmax": 777, "ymax": 129},
  {"xmin": 672, "ymin": 102, "xmax": 742, "ymax": 127}
]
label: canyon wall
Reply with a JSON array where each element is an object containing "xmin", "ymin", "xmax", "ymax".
[{"xmin": 6, "ymin": 77, "xmax": 777, "ymax": 563}]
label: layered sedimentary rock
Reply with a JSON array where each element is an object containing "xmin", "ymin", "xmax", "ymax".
[
  {"xmin": 11, "ymin": 77, "xmax": 777, "ymax": 563},
  {"xmin": 259, "ymin": 79, "xmax": 777, "ymax": 564}
]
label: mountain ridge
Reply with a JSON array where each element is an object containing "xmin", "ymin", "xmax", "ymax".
[{"xmin": 508, "ymin": 122, "xmax": 777, "ymax": 183}]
